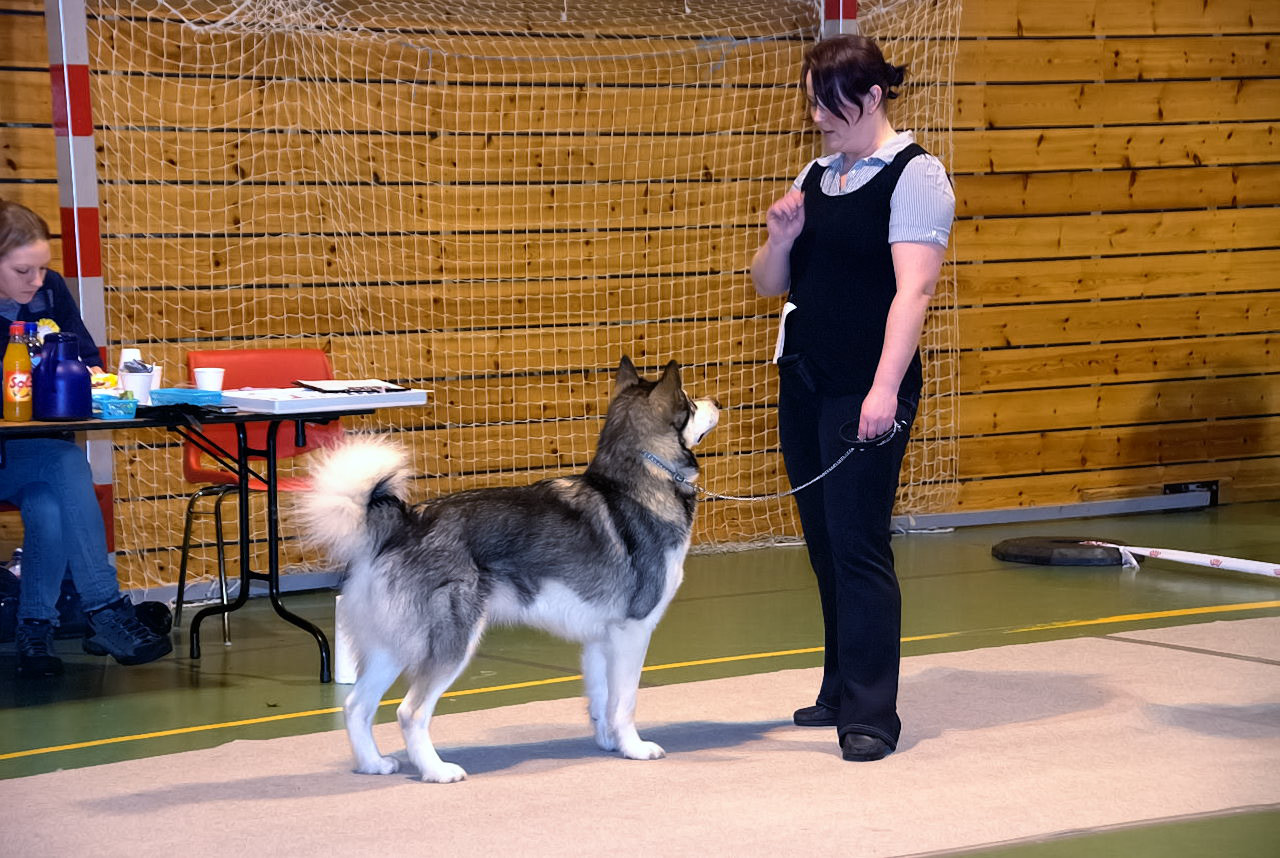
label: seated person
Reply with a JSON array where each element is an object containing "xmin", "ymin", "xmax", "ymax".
[{"xmin": 0, "ymin": 199, "xmax": 171, "ymax": 677}]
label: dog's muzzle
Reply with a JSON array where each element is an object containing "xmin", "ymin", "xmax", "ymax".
[{"xmin": 683, "ymin": 398, "xmax": 721, "ymax": 447}]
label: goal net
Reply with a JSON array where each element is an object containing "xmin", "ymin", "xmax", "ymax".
[{"xmin": 79, "ymin": 0, "xmax": 959, "ymax": 593}]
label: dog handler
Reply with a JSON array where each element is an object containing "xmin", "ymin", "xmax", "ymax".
[
  {"xmin": 749, "ymin": 35, "xmax": 954, "ymax": 761},
  {"xmin": 0, "ymin": 199, "xmax": 172, "ymax": 677}
]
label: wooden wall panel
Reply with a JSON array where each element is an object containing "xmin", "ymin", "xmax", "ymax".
[
  {"xmin": 73, "ymin": 19, "xmax": 804, "ymax": 84},
  {"xmin": 960, "ymin": 335, "xmax": 1276, "ymax": 391},
  {"xmin": 89, "ymin": 76, "xmax": 801, "ymax": 133},
  {"xmin": 947, "ymin": 0, "xmax": 1280, "ymax": 515},
  {"xmin": 955, "ymin": 165, "xmax": 1280, "ymax": 216},
  {"xmin": 955, "ymin": 35, "xmax": 1278, "ymax": 82},
  {"xmin": 954, "ymin": 79, "xmax": 1280, "ymax": 129},
  {"xmin": 98, "ymin": 181, "xmax": 779, "ymax": 234},
  {"xmin": 953, "ymin": 249, "xmax": 1279, "ymax": 302},
  {"xmin": 115, "ymin": 276, "xmax": 776, "ymax": 341},
  {"xmin": 954, "ymin": 459, "xmax": 1280, "ymax": 510},
  {"xmin": 961, "ymin": 0, "xmax": 1280, "ymax": 37},
  {"xmin": 962, "ymin": 293, "xmax": 1277, "ymax": 347},
  {"xmin": 952, "ymin": 123, "xmax": 1279, "ymax": 173},
  {"xmin": 959, "ymin": 376, "xmax": 1280, "ymax": 436}
]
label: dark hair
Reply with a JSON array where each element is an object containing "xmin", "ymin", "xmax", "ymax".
[
  {"xmin": 801, "ymin": 34, "xmax": 907, "ymax": 123},
  {"xmin": 0, "ymin": 200, "xmax": 51, "ymax": 260}
]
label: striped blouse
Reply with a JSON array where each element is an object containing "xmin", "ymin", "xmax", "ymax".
[{"xmin": 791, "ymin": 131, "xmax": 955, "ymax": 248}]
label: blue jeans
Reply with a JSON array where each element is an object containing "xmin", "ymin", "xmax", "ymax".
[
  {"xmin": 0, "ymin": 437, "xmax": 121, "ymax": 625},
  {"xmin": 777, "ymin": 354, "xmax": 918, "ymax": 748}
]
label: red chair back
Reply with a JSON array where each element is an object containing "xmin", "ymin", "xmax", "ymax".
[{"xmin": 183, "ymin": 348, "xmax": 346, "ymax": 485}]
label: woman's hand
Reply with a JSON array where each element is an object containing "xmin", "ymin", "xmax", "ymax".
[
  {"xmin": 856, "ymin": 385, "xmax": 899, "ymax": 441},
  {"xmin": 751, "ymin": 189, "xmax": 806, "ymax": 297},
  {"xmin": 765, "ymin": 189, "xmax": 805, "ymax": 246}
]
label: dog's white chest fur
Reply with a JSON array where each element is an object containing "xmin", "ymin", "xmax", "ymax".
[{"xmin": 486, "ymin": 541, "xmax": 688, "ymax": 641}]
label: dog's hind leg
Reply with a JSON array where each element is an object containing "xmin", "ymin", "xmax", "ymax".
[
  {"xmin": 345, "ymin": 647, "xmax": 404, "ymax": 775},
  {"xmin": 582, "ymin": 639, "xmax": 615, "ymax": 751},
  {"xmin": 604, "ymin": 621, "xmax": 665, "ymax": 761},
  {"xmin": 398, "ymin": 625, "xmax": 483, "ymax": 784}
]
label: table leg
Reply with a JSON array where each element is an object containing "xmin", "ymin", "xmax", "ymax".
[{"xmin": 264, "ymin": 419, "xmax": 333, "ymax": 683}]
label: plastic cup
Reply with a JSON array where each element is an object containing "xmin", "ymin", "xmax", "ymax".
[
  {"xmin": 194, "ymin": 367, "xmax": 225, "ymax": 391},
  {"xmin": 120, "ymin": 371, "xmax": 154, "ymax": 405}
]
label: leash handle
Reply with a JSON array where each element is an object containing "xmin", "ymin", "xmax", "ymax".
[{"xmin": 642, "ymin": 419, "xmax": 906, "ymax": 503}]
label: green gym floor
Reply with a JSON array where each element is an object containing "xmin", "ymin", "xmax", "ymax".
[{"xmin": 2, "ymin": 500, "xmax": 1278, "ymax": 856}]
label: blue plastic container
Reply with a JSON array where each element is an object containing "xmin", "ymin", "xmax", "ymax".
[
  {"xmin": 92, "ymin": 393, "xmax": 138, "ymax": 420},
  {"xmin": 33, "ymin": 333, "xmax": 92, "ymax": 420}
]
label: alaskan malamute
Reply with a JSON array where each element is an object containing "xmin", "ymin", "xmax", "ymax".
[{"xmin": 298, "ymin": 357, "xmax": 720, "ymax": 782}]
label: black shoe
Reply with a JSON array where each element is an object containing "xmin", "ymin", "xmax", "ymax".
[
  {"xmin": 16, "ymin": 619, "xmax": 64, "ymax": 678},
  {"xmin": 793, "ymin": 703, "xmax": 838, "ymax": 727},
  {"xmin": 83, "ymin": 596, "xmax": 172, "ymax": 666},
  {"xmin": 840, "ymin": 731, "xmax": 893, "ymax": 762}
]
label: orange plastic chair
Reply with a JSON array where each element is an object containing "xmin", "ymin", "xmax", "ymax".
[{"xmin": 173, "ymin": 348, "xmax": 346, "ymax": 640}]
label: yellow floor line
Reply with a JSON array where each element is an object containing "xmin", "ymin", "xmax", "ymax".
[
  {"xmin": 1008, "ymin": 600, "xmax": 1280, "ymax": 633},
  {"xmin": 4, "ymin": 599, "xmax": 1277, "ymax": 764}
]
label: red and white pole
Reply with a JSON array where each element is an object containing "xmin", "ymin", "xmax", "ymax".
[
  {"xmin": 823, "ymin": 0, "xmax": 859, "ymax": 37},
  {"xmin": 45, "ymin": 0, "xmax": 114, "ymax": 551}
]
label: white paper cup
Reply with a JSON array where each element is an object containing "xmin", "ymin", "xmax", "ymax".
[
  {"xmin": 120, "ymin": 371, "xmax": 154, "ymax": 405},
  {"xmin": 194, "ymin": 367, "xmax": 225, "ymax": 391}
]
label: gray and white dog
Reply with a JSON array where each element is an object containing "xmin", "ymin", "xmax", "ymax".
[{"xmin": 297, "ymin": 357, "xmax": 720, "ymax": 782}]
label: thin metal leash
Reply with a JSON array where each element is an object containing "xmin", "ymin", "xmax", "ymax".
[{"xmin": 640, "ymin": 420, "xmax": 906, "ymax": 502}]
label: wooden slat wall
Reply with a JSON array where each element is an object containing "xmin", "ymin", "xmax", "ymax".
[
  {"xmin": 3, "ymin": 0, "xmax": 1278, "ymax": 589},
  {"xmin": 949, "ymin": 0, "xmax": 1280, "ymax": 511}
]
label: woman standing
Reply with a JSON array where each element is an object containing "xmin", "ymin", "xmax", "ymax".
[
  {"xmin": 0, "ymin": 199, "xmax": 171, "ymax": 677},
  {"xmin": 750, "ymin": 35, "xmax": 954, "ymax": 761}
]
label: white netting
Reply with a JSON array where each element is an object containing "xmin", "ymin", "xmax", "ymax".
[
  {"xmin": 850, "ymin": 0, "xmax": 963, "ymax": 518},
  {"xmin": 79, "ymin": 0, "xmax": 958, "ymax": 592}
]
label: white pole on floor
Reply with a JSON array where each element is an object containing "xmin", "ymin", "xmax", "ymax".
[{"xmin": 1083, "ymin": 542, "xmax": 1280, "ymax": 579}]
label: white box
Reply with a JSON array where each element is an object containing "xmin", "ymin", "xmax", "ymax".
[{"xmin": 219, "ymin": 386, "xmax": 429, "ymax": 414}]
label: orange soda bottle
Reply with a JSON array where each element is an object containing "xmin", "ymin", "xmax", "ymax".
[{"xmin": 4, "ymin": 321, "xmax": 33, "ymax": 421}]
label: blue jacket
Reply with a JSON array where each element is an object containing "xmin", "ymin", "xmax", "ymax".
[{"xmin": 0, "ymin": 269, "xmax": 103, "ymax": 366}]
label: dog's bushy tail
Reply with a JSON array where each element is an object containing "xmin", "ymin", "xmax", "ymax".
[{"xmin": 296, "ymin": 434, "xmax": 413, "ymax": 565}]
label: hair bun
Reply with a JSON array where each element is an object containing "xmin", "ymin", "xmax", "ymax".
[{"xmin": 884, "ymin": 62, "xmax": 907, "ymax": 98}]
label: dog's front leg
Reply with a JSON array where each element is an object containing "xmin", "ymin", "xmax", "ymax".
[
  {"xmin": 604, "ymin": 621, "xmax": 664, "ymax": 760},
  {"xmin": 582, "ymin": 639, "xmax": 615, "ymax": 751}
]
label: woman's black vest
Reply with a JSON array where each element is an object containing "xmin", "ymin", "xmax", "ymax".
[{"xmin": 783, "ymin": 143, "xmax": 925, "ymax": 397}]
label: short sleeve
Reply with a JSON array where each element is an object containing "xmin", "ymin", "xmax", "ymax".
[{"xmin": 888, "ymin": 155, "xmax": 955, "ymax": 247}]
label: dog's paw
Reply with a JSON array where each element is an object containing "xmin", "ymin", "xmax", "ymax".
[
  {"xmin": 594, "ymin": 723, "xmax": 618, "ymax": 752},
  {"xmin": 354, "ymin": 755, "xmax": 400, "ymax": 775},
  {"xmin": 619, "ymin": 739, "xmax": 666, "ymax": 761},
  {"xmin": 420, "ymin": 762, "xmax": 467, "ymax": 784}
]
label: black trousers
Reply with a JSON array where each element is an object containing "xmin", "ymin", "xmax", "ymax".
[{"xmin": 776, "ymin": 354, "xmax": 918, "ymax": 747}]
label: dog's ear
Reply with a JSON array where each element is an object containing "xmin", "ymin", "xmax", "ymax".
[
  {"xmin": 653, "ymin": 360, "xmax": 682, "ymax": 402},
  {"xmin": 615, "ymin": 355, "xmax": 641, "ymax": 392}
]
